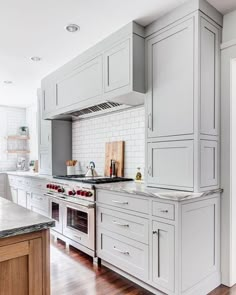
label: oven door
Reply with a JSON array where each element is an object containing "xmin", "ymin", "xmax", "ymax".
[
  {"xmin": 49, "ymin": 197, "xmax": 63, "ymax": 234},
  {"xmin": 63, "ymin": 202, "xmax": 95, "ymax": 251}
]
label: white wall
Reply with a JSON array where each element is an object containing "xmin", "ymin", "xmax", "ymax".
[
  {"xmin": 221, "ymin": 9, "xmax": 236, "ymax": 286},
  {"xmin": 26, "ymin": 104, "xmax": 38, "ymax": 160},
  {"xmin": 0, "ymin": 106, "xmax": 27, "ymax": 171},
  {"xmin": 223, "ymin": 10, "xmax": 236, "ymax": 43},
  {"xmin": 72, "ymin": 106, "xmax": 145, "ymax": 178}
]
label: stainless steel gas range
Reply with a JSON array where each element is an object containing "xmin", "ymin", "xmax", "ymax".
[
  {"xmin": 45, "ymin": 180, "xmax": 96, "ymax": 258},
  {"xmin": 45, "ymin": 175, "xmax": 133, "ymax": 259}
]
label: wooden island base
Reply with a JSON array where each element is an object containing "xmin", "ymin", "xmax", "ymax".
[{"xmin": 0, "ymin": 229, "xmax": 50, "ymax": 295}]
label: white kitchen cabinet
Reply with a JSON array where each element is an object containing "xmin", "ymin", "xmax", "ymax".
[
  {"xmin": 56, "ymin": 55, "xmax": 103, "ymax": 109},
  {"xmin": 97, "ymin": 189, "xmax": 221, "ymax": 295},
  {"xmin": 29, "ymin": 191, "xmax": 49, "ymax": 217},
  {"xmin": 17, "ymin": 188, "xmax": 27, "ymax": 208},
  {"xmin": 145, "ymin": 9, "xmax": 222, "ymax": 192},
  {"xmin": 0, "ymin": 174, "xmax": 6, "ymax": 199},
  {"xmin": 146, "ymin": 18, "xmax": 194, "ymax": 138},
  {"xmin": 147, "ymin": 140, "xmax": 194, "ymax": 190},
  {"xmin": 41, "ymin": 22, "xmax": 145, "ymax": 120},
  {"xmin": 38, "ymin": 90, "xmax": 72, "ymax": 176},
  {"xmin": 152, "ymin": 221, "xmax": 175, "ymax": 292},
  {"xmin": 200, "ymin": 18, "xmax": 220, "ymax": 136},
  {"xmin": 41, "ymin": 78, "xmax": 56, "ymax": 116},
  {"xmin": 9, "ymin": 186, "xmax": 18, "ymax": 204},
  {"xmin": 104, "ymin": 39, "xmax": 130, "ymax": 93}
]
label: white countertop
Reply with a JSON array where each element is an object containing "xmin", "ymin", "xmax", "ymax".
[{"xmin": 2, "ymin": 171, "xmax": 222, "ymax": 201}]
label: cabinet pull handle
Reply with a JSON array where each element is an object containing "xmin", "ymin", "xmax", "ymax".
[
  {"xmin": 113, "ymin": 246, "xmax": 129, "ymax": 255},
  {"xmin": 73, "ymin": 235, "xmax": 81, "ymax": 240},
  {"xmin": 160, "ymin": 210, "xmax": 169, "ymax": 213},
  {"xmin": 112, "ymin": 200, "xmax": 129, "ymax": 205},
  {"xmin": 148, "ymin": 166, "xmax": 152, "ymax": 176},
  {"xmin": 55, "ymin": 83, "xmax": 58, "ymax": 106},
  {"xmin": 148, "ymin": 113, "xmax": 152, "ymax": 131},
  {"xmin": 112, "ymin": 220, "xmax": 129, "ymax": 227},
  {"xmin": 153, "ymin": 229, "xmax": 160, "ymax": 277},
  {"xmin": 43, "ymin": 90, "xmax": 46, "ymax": 111}
]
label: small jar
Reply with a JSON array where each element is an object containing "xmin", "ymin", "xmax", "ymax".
[{"xmin": 135, "ymin": 167, "xmax": 142, "ymax": 181}]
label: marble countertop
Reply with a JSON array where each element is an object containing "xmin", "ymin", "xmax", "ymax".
[
  {"xmin": 2, "ymin": 171, "xmax": 223, "ymax": 201},
  {"xmin": 0, "ymin": 197, "xmax": 55, "ymax": 238},
  {"xmin": 95, "ymin": 181, "xmax": 223, "ymax": 201}
]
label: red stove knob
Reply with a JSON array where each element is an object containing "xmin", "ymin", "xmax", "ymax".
[
  {"xmin": 57, "ymin": 188, "xmax": 63, "ymax": 193},
  {"xmin": 46, "ymin": 184, "xmax": 50, "ymax": 188},
  {"xmin": 68, "ymin": 190, "xmax": 75, "ymax": 196},
  {"xmin": 85, "ymin": 191, "xmax": 92, "ymax": 197},
  {"xmin": 49, "ymin": 184, "xmax": 53, "ymax": 189},
  {"xmin": 81, "ymin": 191, "xmax": 85, "ymax": 196},
  {"xmin": 77, "ymin": 190, "xmax": 82, "ymax": 195}
]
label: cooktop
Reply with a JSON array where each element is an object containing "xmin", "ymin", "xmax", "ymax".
[{"xmin": 53, "ymin": 175, "xmax": 133, "ymax": 184}]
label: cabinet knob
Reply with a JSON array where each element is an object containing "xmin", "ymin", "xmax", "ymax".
[{"xmin": 153, "ymin": 230, "xmax": 158, "ymax": 235}]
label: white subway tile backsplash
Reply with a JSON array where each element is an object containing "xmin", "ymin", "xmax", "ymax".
[{"xmin": 72, "ymin": 106, "xmax": 145, "ymax": 179}]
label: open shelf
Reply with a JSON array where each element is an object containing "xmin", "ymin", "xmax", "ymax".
[
  {"xmin": 6, "ymin": 150, "xmax": 30, "ymax": 154},
  {"xmin": 6, "ymin": 135, "xmax": 30, "ymax": 140}
]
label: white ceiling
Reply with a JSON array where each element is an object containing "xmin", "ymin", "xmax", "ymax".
[{"xmin": 0, "ymin": 0, "xmax": 235, "ymax": 108}]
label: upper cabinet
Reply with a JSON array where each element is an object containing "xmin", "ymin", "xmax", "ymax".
[
  {"xmin": 41, "ymin": 22, "xmax": 145, "ymax": 120},
  {"xmin": 145, "ymin": 4, "xmax": 222, "ymax": 192},
  {"xmin": 104, "ymin": 39, "xmax": 130, "ymax": 93},
  {"xmin": 56, "ymin": 55, "xmax": 103, "ymax": 110},
  {"xmin": 200, "ymin": 18, "xmax": 220, "ymax": 136},
  {"xmin": 146, "ymin": 18, "xmax": 194, "ymax": 138}
]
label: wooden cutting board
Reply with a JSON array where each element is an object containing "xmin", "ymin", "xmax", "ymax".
[{"xmin": 104, "ymin": 141, "xmax": 124, "ymax": 177}]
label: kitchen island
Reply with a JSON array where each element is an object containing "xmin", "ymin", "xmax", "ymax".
[{"xmin": 0, "ymin": 197, "xmax": 55, "ymax": 295}]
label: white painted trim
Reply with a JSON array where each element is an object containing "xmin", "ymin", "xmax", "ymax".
[{"xmin": 221, "ymin": 39, "xmax": 236, "ymax": 50}]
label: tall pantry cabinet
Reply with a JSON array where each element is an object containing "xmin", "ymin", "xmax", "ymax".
[{"xmin": 145, "ymin": 4, "xmax": 222, "ymax": 192}]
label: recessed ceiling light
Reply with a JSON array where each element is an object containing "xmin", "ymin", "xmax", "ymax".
[
  {"xmin": 30, "ymin": 56, "xmax": 41, "ymax": 62},
  {"xmin": 65, "ymin": 24, "xmax": 80, "ymax": 33},
  {"xmin": 3, "ymin": 80, "xmax": 13, "ymax": 84}
]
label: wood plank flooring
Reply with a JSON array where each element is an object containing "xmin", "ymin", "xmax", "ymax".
[{"xmin": 51, "ymin": 239, "xmax": 235, "ymax": 295}]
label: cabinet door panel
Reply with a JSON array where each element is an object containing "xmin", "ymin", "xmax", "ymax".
[
  {"xmin": 200, "ymin": 140, "xmax": 218, "ymax": 188},
  {"xmin": 152, "ymin": 221, "xmax": 175, "ymax": 292},
  {"xmin": 147, "ymin": 18, "xmax": 194, "ymax": 138},
  {"xmin": 56, "ymin": 56, "xmax": 102, "ymax": 108},
  {"xmin": 200, "ymin": 18, "xmax": 220, "ymax": 136},
  {"xmin": 17, "ymin": 189, "xmax": 27, "ymax": 208},
  {"xmin": 38, "ymin": 89, "xmax": 51, "ymax": 149},
  {"xmin": 39, "ymin": 150, "xmax": 51, "ymax": 175},
  {"xmin": 9, "ymin": 187, "xmax": 18, "ymax": 204},
  {"xmin": 147, "ymin": 140, "xmax": 194, "ymax": 190},
  {"xmin": 42, "ymin": 82, "xmax": 56, "ymax": 115},
  {"xmin": 181, "ymin": 199, "xmax": 219, "ymax": 291},
  {"xmin": 104, "ymin": 39, "xmax": 130, "ymax": 93}
]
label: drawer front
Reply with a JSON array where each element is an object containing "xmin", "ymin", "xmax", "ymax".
[
  {"xmin": 152, "ymin": 201, "xmax": 175, "ymax": 220},
  {"xmin": 30, "ymin": 193, "xmax": 49, "ymax": 212},
  {"xmin": 63, "ymin": 227, "xmax": 89, "ymax": 247},
  {"xmin": 30, "ymin": 179, "xmax": 47, "ymax": 191},
  {"xmin": 97, "ymin": 207, "xmax": 149, "ymax": 244},
  {"xmin": 97, "ymin": 190, "xmax": 149, "ymax": 215},
  {"xmin": 97, "ymin": 228, "xmax": 149, "ymax": 280}
]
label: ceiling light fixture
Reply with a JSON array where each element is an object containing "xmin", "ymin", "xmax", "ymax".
[
  {"xmin": 3, "ymin": 80, "xmax": 13, "ymax": 84},
  {"xmin": 65, "ymin": 24, "xmax": 80, "ymax": 33},
  {"xmin": 30, "ymin": 56, "xmax": 41, "ymax": 62}
]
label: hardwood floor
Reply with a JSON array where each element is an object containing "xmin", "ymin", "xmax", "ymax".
[{"xmin": 50, "ymin": 239, "xmax": 234, "ymax": 295}]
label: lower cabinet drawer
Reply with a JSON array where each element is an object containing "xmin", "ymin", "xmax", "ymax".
[
  {"xmin": 30, "ymin": 193, "xmax": 49, "ymax": 213},
  {"xmin": 152, "ymin": 201, "xmax": 175, "ymax": 220},
  {"xmin": 63, "ymin": 227, "xmax": 89, "ymax": 248},
  {"xmin": 97, "ymin": 190, "xmax": 149, "ymax": 215},
  {"xmin": 97, "ymin": 207, "xmax": 149, "ymax": 244},
  {"xmin": 97, "ymin": 228, "xmax": 149, "ymax": 281}
]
